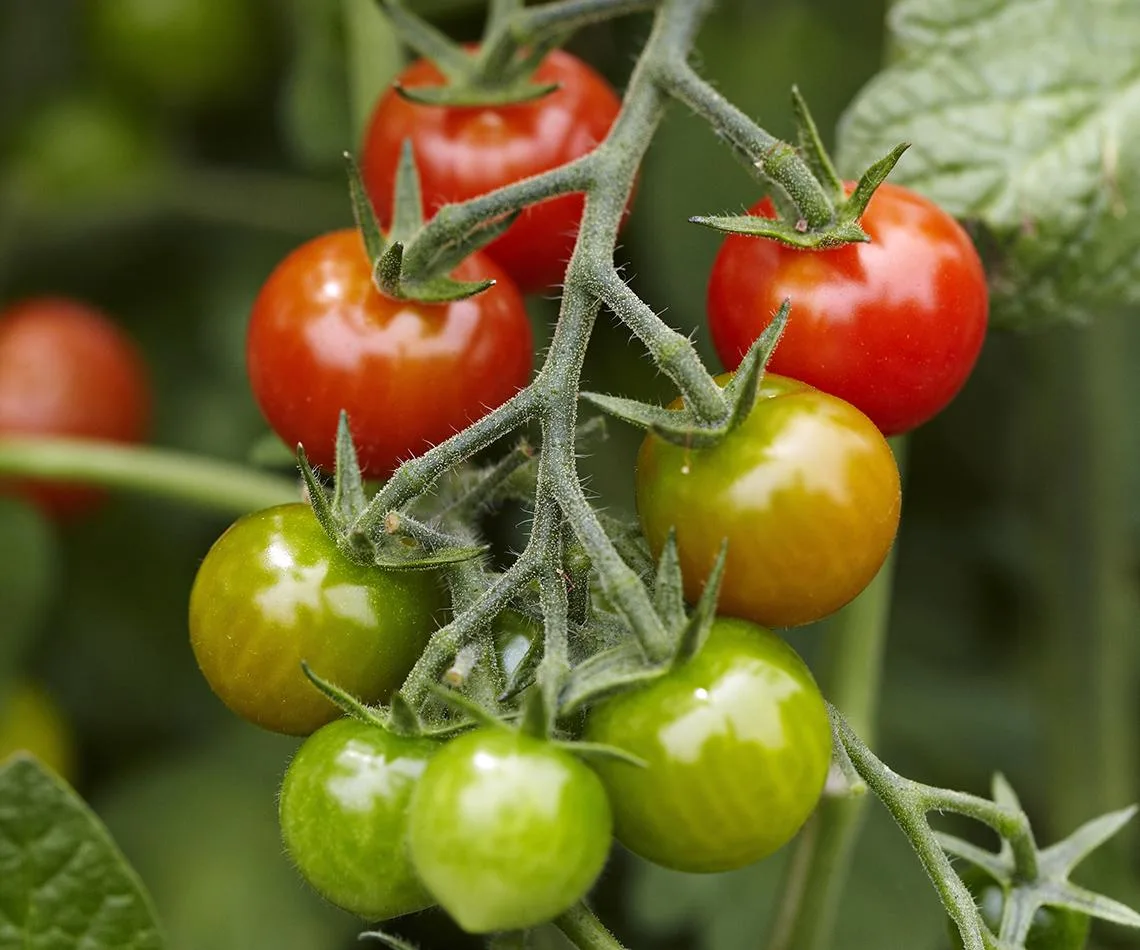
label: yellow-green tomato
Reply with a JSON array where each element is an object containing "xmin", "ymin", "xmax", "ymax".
[
  {"xmin": 585, "ymin": 618, "xmax": 831, "ymax": 873},
  {"xmin": 636, "ymin": 373, "xmax": 901, "ymax": 628},
  {"xmin": 407, "ymin": 728, "xmax": 612, "ymax": 933},
  {"xmin": 189, "ymin": 503, "xmax": 446, "ymax": 735},
  {"xmin": 279, "ymin": 718, "xmax": 438, "ymax": 920},
  {"xmin": 0, "ymin": 681, "xmax": 77, "ymax": 783}
]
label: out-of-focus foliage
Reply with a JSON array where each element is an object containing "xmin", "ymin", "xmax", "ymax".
[{"xmin": 838, "ymin": 0, "xmax": 1140, "ymax": 329}]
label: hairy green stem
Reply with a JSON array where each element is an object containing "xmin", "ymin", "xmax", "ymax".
[
  {"xmin": 766, "ymin": 437, "xmax": 905, "ymax": 950},
  {"xmin": 554, "ymin": 903, "xmax": 627, "ymax": 950},
  {"xmin": 832, "ymin": 712, "xmax": 999, "ymax": 950},
  {"xmin": 653, "ymin": 61, "xmax": 833, "ymax": 227},
  {"xmin": 0, "ymin": 438, "xmax": 298, "ymax": 515},
  {"xmin": 378, "ymin": 0, "xmax": 470, "ymax": 77},
  {"xmin": 600, "ymin": 270, "xmax": 727, "ymax": 423}
]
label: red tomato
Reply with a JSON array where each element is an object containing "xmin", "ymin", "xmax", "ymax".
[
  {"xmin": 707, "ymin": 182, "xmax": 989, "ymax": 435},
  {"xmin": 0, "ymin": 298, "xmax": 149, "ymax": 518},
  {"xmin": 247, "ymin": 229, "xmax": 532, "ymax": 476},
  {"xmin": 361, "ymin": 50, "xmax": 623, "ymax": 294}
]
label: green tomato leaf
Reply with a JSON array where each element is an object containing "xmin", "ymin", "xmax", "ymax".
[
  {"xmin": 837, "ymin": 0, "xmax": 1140, "ymax": 328},
  {"xmin": 0, "ymin": 756, "xmax": 165, "ymax": 948}
]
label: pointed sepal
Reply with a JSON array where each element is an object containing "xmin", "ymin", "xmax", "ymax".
[
  {"xmin": 378, "ymin": 511, "xmax": 489, "ymax": 570},
  {"xmin": 394, "ymin": 80, "xmax": 559, "ymax": 108},
  {"xmin": 1040, "ymin": 805, "xmax": 1138, "ymax": 875},
  {"xmin": 652, "ymin": 530, "xmax": 685, "ymax": 631},
  {"xmin": 297, "ymin": 444, "xmax": 340, "ymax": 535},
  {"xmin": 345, "ymin": 151, "xmax": 387, "ymax": 262},
  {"xmin": 331, "ymin": 411, "xmax": 367, "ymax": 520},
  {"xmin": 791, "ymin": 86, "xmax": 843, "ymax": 200},
  {"xmin": 388, "ymin": 139, "xmax": 425, "ymax": 245},
  {"xmin": 690, "ymin": 210, "xmax": 868, "ymax": 249},
  {"xmin": 386, "ymin": 692, "xmax": 424, "ymax": 737},
  {"xmin": 559, "ymin": 641, "xmax": 664, "ymax": 714},
  {"xmin": 299, "ymin": 661, "xmax": 387, "ymax": 727},
  {"xmin": 581, "ymin": 305, "xmax": 785, "ymax": 449},
  {"xmin": 556, "ymin": 740, "xmax": 647, "ymax": 770},
  {"xmin": 672, "ymin": 541, "xmax": 727, "ymax": 667},
  {"xmin": 842, "ymin": 143, "xmax": 910, "ymax": 223},
  {"xmin": 430, "ymin": 684, "xmax": 507, "ymax": 731}
]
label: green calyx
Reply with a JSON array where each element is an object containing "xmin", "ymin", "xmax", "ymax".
[
  {"xmin": 936, "ymin": 775, "xmax": 1140, "ymax": 949},
  {"xmin": 690, "ymin": 88, "xmax": 910, "ymax": 248},
  {"xmin": 581, "ymin": 300, "xmax": 789, "ymax": 448},
  {"xmin": 346, "ymin": 144, "xmax": 511, "ymax": 304},
  {"xmin": 377, "ymin": 0, "xmax": 562, "ymax": 108}
]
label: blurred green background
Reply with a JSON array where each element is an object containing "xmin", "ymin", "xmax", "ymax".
[{"xmin": 1, "ymin": 0, "xmax": 1137, "ymax": 948}]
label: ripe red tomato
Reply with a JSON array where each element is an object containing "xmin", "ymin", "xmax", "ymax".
[
  {"xmin": 585, "ymin": 617, "xmax": 831, "ymax": 872},
  {"xmin": 707, "ymin": 182, "xmax": 988, "ymax": 435},
  {"xmin": 0, "ymin": 298, "xmax": 149, "ymax": 518},
  {"xmin": 279, "ymin": 718, "xmax": 439, "ymax": 920},
  {"xmin": 246, "ymin": 229, "xmax": 532, "ymax": 476},
  {"xmin": 407, "ymin": 727, "xmax": 612, "ymax": 933},
  {"xmin": 189, "ymin": 503, "xmax": 447, "ymax": 736},
  {"xmin": 360, "ymin": 50, "xmax": 623, "ymax": 293},
  {"xmin": 636, "ymin": 374, "xmax": 900, "ymax": 628}
]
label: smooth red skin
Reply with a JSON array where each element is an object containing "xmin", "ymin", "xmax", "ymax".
[
  {"xmin": 0, "ymin": 297, "xmax": 149, "ymax": 518},
  {"xmin": 361, "ymin": 50, "xmax": 622, "ymax": 293},
  {"xmin": 247, "ymin": 229, "xmax": 532, "ymax": 476},
  {"xmin": 708, "ymin": 182, "xmax": 989, "ymax": 435}
]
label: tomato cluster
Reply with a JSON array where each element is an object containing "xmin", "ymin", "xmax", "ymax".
[{"xmin": 183, "ymin": 35, "xmax": 992, "ymax": 939}]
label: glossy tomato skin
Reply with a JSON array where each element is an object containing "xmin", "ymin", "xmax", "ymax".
[
  {"xmin": 361, "ymin": 50, "xmax": 622, "ymax": 293},
  {"xmin": 585, "ymin": 617, "xmax": 830, "ymax": 873},
  {"xmin": 189, "ymin": 503, "xmax": 447, "ymax": 736},
  {"xmin": 0, "ymin": 298, "xmax": 149, "ymax": 518},
  {"xmin": 279, "ymin": 718, "xmax": 439, "ymax": 920},
  {"xmin": 636, "ymin": 374, "xmax": 900, "ymax": 628},
  {"xmin": 0, "ymin": 681, "xmax": 77, "ymax": 783},
  {"xmin": 247, "ymin": 229, "xmax": 532, "ymax": 476},
  {"xmin": 407, "ymin": 727, "xmax": 612, "ymax": 933},
  {"xmin": 948, "ymin": 867, "xmax": 1090, "ymax": 950},
  {"xmin": 708, "ymin": 182, "xmax": 988, "ymax": 435}
]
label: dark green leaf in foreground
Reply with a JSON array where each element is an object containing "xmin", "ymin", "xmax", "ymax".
[
  {"xmin": 837, "ymin": 0, "xmax": 1139, "ymax": 328},
  {"xmin": 0, "ymin": 756, "xmax": 164, "ymax": 949}
]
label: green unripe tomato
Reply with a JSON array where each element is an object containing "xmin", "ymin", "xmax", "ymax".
[
  {"xmin": 407, "ymin": 728, "xmax": 612, "ymax": 933},
  {"xmin": 8, "ymin": 95, "xmax": 162, "ymax": 210},
  {"xmin": 279, "ymin": 718, "xmax": 439, "ymax": 920},
  {"xmin": 948, "ymin": 867, "xmax": 1090, "ymax": 950},
  {"xmin": 189, "ymin": 503, "xmax": 447, "ymax": 735},
  {"xmin": 585, "ymin": 617, "xmax": 831, "ymax": 873},
  {"xmin": 87, "ymin": 0, "xmax": 265, "ymax": 110},
  {"xmin": 0, "ymin": 681, "xmax": 77, "ymax": 783}
]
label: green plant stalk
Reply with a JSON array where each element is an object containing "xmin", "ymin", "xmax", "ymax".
[
  {"xmin": 554, "ymin": 902, "xmax": 627, "ymax": 950},
  {"xmin": 0, "ymin": 438, "xmax": 298, "ymax": 514},
  {"xmin": 766, "ymin": 436, "xmax": 906, "ymax": 950},
  {"xmin": 1031, "ymin": 316, "xmax": 1139, "ymax": 890}
]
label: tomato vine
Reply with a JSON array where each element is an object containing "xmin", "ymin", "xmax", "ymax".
[{"xmin": 1, "ymin": 1, "xmax": 1137, "ymax": 949}]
